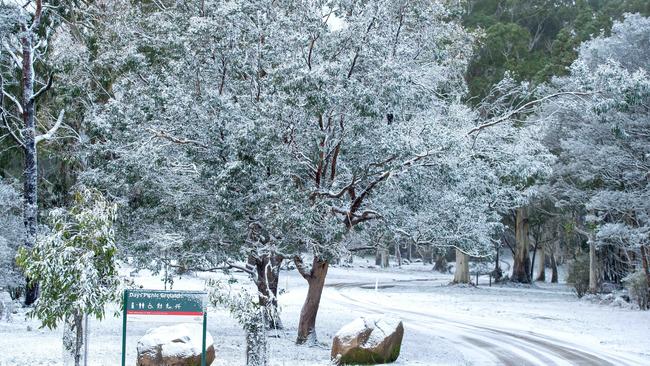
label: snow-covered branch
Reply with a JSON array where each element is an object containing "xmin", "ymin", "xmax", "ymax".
[
  {"xmin": 147, "ymin": 128, "xmax": 208, "ymax": 149},
  {"xmin": 35, "ymin": 109, "xmax": 64, "ymax": 144},
  {"xmin": 467, "ymin": 91, "xmax": 594, "ymax": 135}
]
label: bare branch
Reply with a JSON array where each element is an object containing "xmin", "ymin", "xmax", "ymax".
[
  {"xmin": 467, "ymin": 91, "xmax": 594, "ymax": 135},
  {"xmin": 0, "ymin": 75, "xmax": 25, "ymax": 147},
  {"xmin": 293, "ymin": 255, "xmax": 312, "ymax": 280},
  {"xmin": 2, "ymin": 90, "xmax": 23, "ymax": 115},
  {"xmin": 30, "ymin": 0, "xmax": 44, "ymax": 31},
  {"xmin": 31, "ymin": 72, "xmax": 53, "ymax": 101},
  {"xmin": 2, "ymin": 40, "xmax": 22, "ymax": 69},
  {"xmin": 35, "ymin": 109, "xmax": 64, "ymax": 144},
  {"xmin": 310, "ymin": 176, "xmax": 356, "ymax": 200},
  {"xmin": 147, "ymin": 128, "xmax": 208, "ymax": 149}
]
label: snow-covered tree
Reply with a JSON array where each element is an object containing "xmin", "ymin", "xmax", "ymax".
[
  {"xmin": 541, "ymin": 14, "xmax": 650, "ymax": 293},
  {"xmin": 79, "ymin": 0, "xmax": 558, "ymax": 344},
  {"xmin": 16, "ymin": 187, "xmax": 120, "ymax": 365},
  {"xmin": 1, "ymin": 0, "xmax": 67, "ymax": 305},
  {"xmin": 209, "ymin": 279, "xmax": 270, "ymax": 366}
]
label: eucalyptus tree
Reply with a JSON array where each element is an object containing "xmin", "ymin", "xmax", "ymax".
[
  {"xmin": 81, "ymin": 0, "xmax": 308, "ymax": 332},
  {"xmin": 540, "ymin": 14, "xmax": 650, "ymax": 293},
  {"xmin": 17, "ymin": 187, "xmax": 120, "ymax": 366},
  {"xmin": 0, "ymin": 0, "xmax": 67, "ymax": 305},
  {"xmin": 265, "ymin": 0, "xmax": 483, "ymax": 343}
]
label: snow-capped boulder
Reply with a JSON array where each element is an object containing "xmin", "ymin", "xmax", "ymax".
[
  {"xmin": 137, "ymin": 323, "xmax": 215, "ymax": 366},
  {"xmin": 331, "ymin": 315, "xmax": 404, "ymax": 365}
]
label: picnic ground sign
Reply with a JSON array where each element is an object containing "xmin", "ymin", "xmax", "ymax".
[{"xmin": 121, "ymin": 289, "xmax": 208, "ymax": 366}]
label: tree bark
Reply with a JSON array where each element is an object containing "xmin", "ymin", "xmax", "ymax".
[
  {"xmin": 453, "ymin": 248, "xmax": 469, "ymax": 284},
  {"xmin": 394, "ymin": 242, "xmax": 401, "ymax": 267},
  {"xmin": 588, "ymin": 241, "xmax": 598, "ymax": 293},
  {"xmin": 295, "ymin": 256, "xmax": 328, "ymax": 345},
  {"xmin": 512, "ymin": 207, "xmax": 531, "ymax": 283},
  {"xmin": 380, "ymin": 248, "xmax": 389, "ymax": 268},
  {"xmin": 550, "ymin": 252, "xmax": 559, "ymax": 283},
  {"xmin": 433, "ymin": 254, "xmax": 447, "ymax": 273},
  {"xmin": 249, "ymin": 253, "xmax": 283, "ymax": 329},
  {"xmin": 19, "ymin": 5, "xmax": 43, "ymax": 306},
  {"xmin": 535, "ymin": 245, "xmax": 545, "ymax": 282},
  {"xmin": 406, "ymin": 243, "xmax": 412, "ymax": 262},
  {"xmin": 640, "ymin": 246, "xmax": 650, "ymax": 285},
  {"xmin": 62, "ymin": 311, "xmax": 84, "ymax": 366}
]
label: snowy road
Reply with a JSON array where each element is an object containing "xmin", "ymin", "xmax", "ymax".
[{"xmin": 325, "ymin": 279, "xmax": 644, "ymax": 366}]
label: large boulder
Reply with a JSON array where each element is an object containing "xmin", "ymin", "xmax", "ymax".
[
  {"xmin": 137, "ymin": 323, "xmax": 215, "ymax": 366},
  {"xmin": 331, "ymin": 315, "xmax": 404, "ymax": 365}
]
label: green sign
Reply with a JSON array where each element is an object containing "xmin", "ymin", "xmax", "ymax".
[
  {"xmin": 126, "ymin": 289, "xmax": 205, "ymax": 322},
  {"xmin": 121, "ymin": 289, "xmax": 208, "ymax": 366}
]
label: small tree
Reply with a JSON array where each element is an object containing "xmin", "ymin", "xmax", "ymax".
[
  {"xmin": 623, "ymin": 270, "xmax": 649, "ymax": 310},
  {"xmin": 17, "ymin": 187, "xmax": 119, "ymax": 366},
  {"xmin": 209, "ymin": 279, "xmax": 269, "ymax": 366}
]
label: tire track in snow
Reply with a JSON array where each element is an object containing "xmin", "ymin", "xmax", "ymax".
[{"xmin": 326, "ymin": 280, "xmax": 634, "ymax": 366}]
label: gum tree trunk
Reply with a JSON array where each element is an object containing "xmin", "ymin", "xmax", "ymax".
[
  {"xmin": 453, "ymin": 248, "xmax": 469, "ymax": 284},
  {"xmin": 641, "ymin": 246, "xmax": 650, "ymax": 286},
  {"xmin": 512, "ymin": 207, "xmax": 531, "ymax": 283},
  {"xmin": 395, "ymin": 242, "xmax": 402, "ymax": 267},
  {"xmin": 588, "ymin": 241, "xmax": 598, "ymax": 293},
  {"xmin": 550, "ymin": 252, "xmax": 559, "ymax": 283},
  {"xmin": 294, "ymin": 256, "xmax": 328, "ymax": 345},
  {"xmin": 249, "ymin": 253, "xmax": 283, "ymax": 329},
  {"xmin": 21, "ymin": 9, "xmax": 40, "ymax": 306},
  {"xmin": 535, "ymin": 245, "xmax": 545, "ymax": 282}
]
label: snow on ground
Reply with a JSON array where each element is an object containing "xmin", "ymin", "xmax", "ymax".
[{"xmin": 1, "ymin": 259, "xmax": 649, "ymax": 365}]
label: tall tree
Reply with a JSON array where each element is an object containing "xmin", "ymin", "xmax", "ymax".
[
  {"xmin": 541, "ymin": 14, "xmax": 650, "ymax": 293},
  {"xmin": 0, "ymin": 0, "xmax": 65, "ymax": 305}
]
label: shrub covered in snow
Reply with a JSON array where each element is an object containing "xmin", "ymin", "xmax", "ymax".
[
  {"xmin": 0, "ymin": 180, "xmax": 25, "ymax": 298},
  {"xmin": 623, "ymin": 271, "xmax": 649, "ymax": 310},
  {"xmin": 208, "ymin": 279, "xmax": 269, "ymax": 366},
  {"xmin": 567, "ymin": 254, "xmax": 590, "ymax": 298}
]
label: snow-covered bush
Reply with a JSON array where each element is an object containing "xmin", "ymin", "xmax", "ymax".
[
  {"xmin": 0, "ymin": 180, "xmax": 25, "ymax": 298},
  {"xmin": 16, "ymin": 187, "xmax": 120, "ymax": 366},
  {"xmin": 567, "ymin": 254, "xmax": 590, "ymax": 298},
  {"xmin": 208, "ymin": 279, "xmax": 269, "ymax": 366},
  {"xmin": 623, "ymin": 270, "xmax": 649, "ymax": 310}
]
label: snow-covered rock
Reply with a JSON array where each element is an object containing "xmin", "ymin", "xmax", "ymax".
[
  {"xmin": 136, "ymin": 323, "xmax": 215, "ymax": 366},
  {"xmin": 331, "ymin": 315, "xmax": 404, "ymax": 365}
]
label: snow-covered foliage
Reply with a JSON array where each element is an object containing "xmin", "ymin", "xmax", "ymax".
[
  {"xmin": 16, "ymin": 187, "xmax": 120, "ymax": 328},
  {"xmin": 0, "ymin": 180, "xmax": 24, "ymax": 295},
  {"xmin": 542, "ymin": 14, "xmax": 650, "ymax": 253},
  {"xmin": 75, "ymin": 0, "xmax": 551, "ymax": 268},
  {"xmin": 623, "ymin": 270, "xmax": 649, "ymax": 310},
  {"xmin": 208, "ymin": 279, "xmax": 268, "ymax": 366}
]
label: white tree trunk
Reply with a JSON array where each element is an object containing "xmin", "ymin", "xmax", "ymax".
[
  {"xmin": 453, "ymin": 249, "xmax": 469, "ymax": 284},
  {"xmin": 380, "ymin": 248, "xmax": 389, "ymax": 268},
  {"xmin": 588, "ymin": 241, "xmax": 598, "ymax": 293}
]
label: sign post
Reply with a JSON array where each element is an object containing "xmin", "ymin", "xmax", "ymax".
[{"xmin": 121, "ymin": 289, "xmax": 208, "ymax": 366}]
